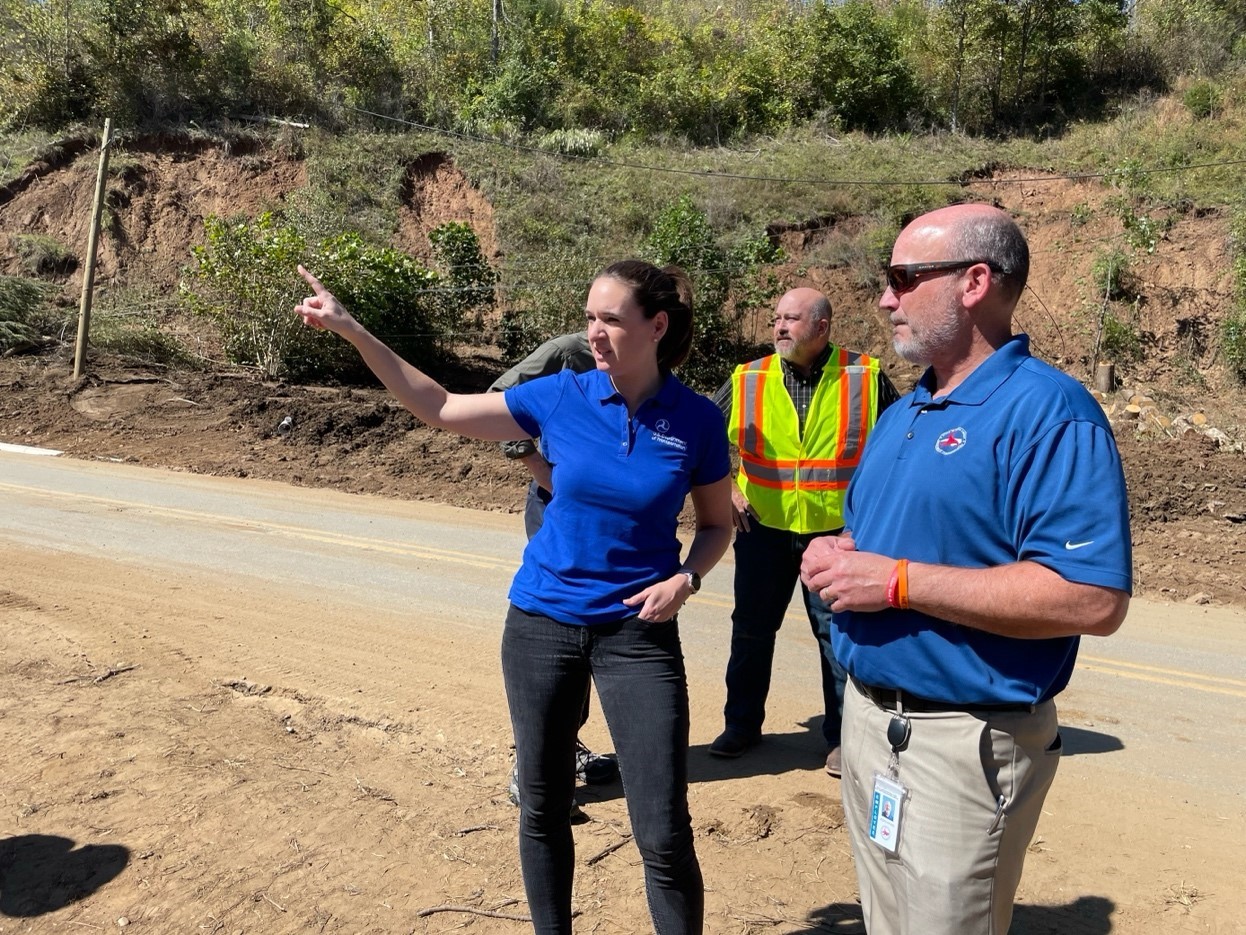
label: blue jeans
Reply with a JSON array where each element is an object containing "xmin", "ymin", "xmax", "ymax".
[
  {"xmin": 723, "ymin": 521, "xmax": 848, "ymax": 747},
  {"xmin": 501, "ymin": 605, "xmax": 703, "ymax": 935}
]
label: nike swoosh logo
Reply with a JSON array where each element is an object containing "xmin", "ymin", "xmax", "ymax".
[{"xmin": 1065, "ymin": 540, "xmax": 1094, "ymax": 550}]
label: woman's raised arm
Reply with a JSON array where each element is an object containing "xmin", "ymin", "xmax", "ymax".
[{"xmin": 295, "ymin": 265, "xmax": 525, "ymax": 441}]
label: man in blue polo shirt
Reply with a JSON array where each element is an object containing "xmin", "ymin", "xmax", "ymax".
[{"xmin": 800, "ymin": 204, "xmax": 1132, "ymax": 935}]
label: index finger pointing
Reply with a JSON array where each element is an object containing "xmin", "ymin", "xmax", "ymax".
[{"xmin": 298, "ymin": 265, "xmax": 327, "ymax": 295}]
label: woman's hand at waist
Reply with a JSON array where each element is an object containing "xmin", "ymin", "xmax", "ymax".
[{"xmin": 622, "ymin": 573, "xmax": 697, "ymax": 623}]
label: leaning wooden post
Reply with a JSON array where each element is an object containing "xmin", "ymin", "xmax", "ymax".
[{"xmin": 73, "ymin": 118, "xmax": 113, "ymax": 380}]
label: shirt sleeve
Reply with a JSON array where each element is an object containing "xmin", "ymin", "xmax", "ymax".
[
  {"xmin": 489, "ymin": 336, "xmax": 582, "ymax": 458},
  {"xmin": 1008, "ymin": 419, "xmax": 1133, "ymax": 593},
  {"xmin": 503, "ymin": 369, "xmax": 570, "ymax": 444},
  {"xmin": 692, "ymin": 398, "xmax": 732, "ymax": 486}
]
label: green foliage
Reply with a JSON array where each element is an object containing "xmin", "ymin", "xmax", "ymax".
[
  {"xmin": 1070, "ymin": 203, "xmax": 1093, "ymax": 227},
  {"xmin": 1108, "ymin": 158, "xmax": 1150, "ymax": 197},
  {"xmin": 801, "ymin": 0, "xmax": 923, "ymax": 131},
  {"xmin": 641, "ymin": 194, "xmax": 734, "ymax": 389},
  {"xmin": 1231, "ymin": 206, "xmax": 1246, "ymax": 301},
  {"xmin": 0, "ymin": 0, "xmax": 1186, "ymax": 140},
  {"xmin": 183, "ymin": 212, "xmax": 448, "ymax": 381},
  {"xmin": 642, "ymin": 194, "xmax": 730, "ymax": 311},
  {"xmin": 726, "ymin": 231, "xmax": 786, "ymax": 319},
  {"xmin": 1099, "ymin": 308, "xmax": 1144, "ymax": 363},
  {"xmin": 1135, "ymin": 0, "xmax": 1243, "ymax": 78},
  {"xmin": 1222, "ymin": 313, "xmax": 1246, "ymax": 381},
  {"xmin": 11, "ymin": 234, "xmax": 77, "ymax": 276},
  {"xmin": 1117, "ymin": 206, "xmax": 1168, "ymax": 254},
  {"xmin": 639, "ymin": 194, "xmax": 782, "ymax": 390},
  {"xmin": 1225, "ymin": 204, "xmax": 1246, "ymax": 380},
  {"xmin": 0, "ymin": 276, "xmax": 51, "ymax": 352},
  {"xmin": 1092, "ymin": 249, "xmax": 1132, "ymax": 300},
  {"xmin": 317, "ymin": 231, "xmax": 448, "ymax": 375},
  {"xmin": 1183, "ymin": 79, "xmax": 1223, "ymax": 118},
  {"xmin": 537, "ymin": 128, "xmax": 606, "ymax": 157},
  {"xmin": 182, "ymin": 214, "xmax": 309, "ymax": 379},
  {"xmin": 428, "ymin": 221, "xmax": 496, "ymax": 329}
]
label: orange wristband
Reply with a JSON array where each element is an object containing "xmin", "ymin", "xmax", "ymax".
[{"xmin": 887, "ymin": 559, "xmax": 910, "ymax": 609}]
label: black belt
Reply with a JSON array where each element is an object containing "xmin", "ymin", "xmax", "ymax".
[{"xmin": 854, "ymin": 678, "xmax": 1035, "ymax": 714}]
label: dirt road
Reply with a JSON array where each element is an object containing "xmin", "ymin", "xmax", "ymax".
[{"xmin": 2, "ymin": 451, "xmax": 1243, "ymax": 934}]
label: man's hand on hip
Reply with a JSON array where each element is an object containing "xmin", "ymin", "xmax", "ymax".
[{"xmin": 730, "ymin": 486, "xmax": 756, "ymax": 532}]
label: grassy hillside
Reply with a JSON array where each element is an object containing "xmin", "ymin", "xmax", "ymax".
[{"xmin": 2, "ymin": 75, "xmax": 1246, "ymax": 402}]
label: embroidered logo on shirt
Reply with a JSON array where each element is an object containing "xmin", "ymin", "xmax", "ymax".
[
  {"xmin": 651, "ymin": 427, "xmax": 688, "ymax": 451},
  {"xmin": 934, "ymin": 427, "xmax": 967, "ymax": 455},
  {"xmin": 1065, "ymin": 539, "xmax": 1094, "ymax": 550}
]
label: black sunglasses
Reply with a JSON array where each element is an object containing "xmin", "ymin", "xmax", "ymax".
[{"xmin": 885, "ymin": 259, "xmax": 1002, "ymax": 294}]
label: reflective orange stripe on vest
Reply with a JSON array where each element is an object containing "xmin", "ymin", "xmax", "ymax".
[{"xmin": 729, "ymin": 351, "xmax": 880, "ymax": 531}]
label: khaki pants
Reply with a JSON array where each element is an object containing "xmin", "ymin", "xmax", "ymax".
[{"xmin": 841, "ymin": 681, "xmax": 1061, "ymax": 935}]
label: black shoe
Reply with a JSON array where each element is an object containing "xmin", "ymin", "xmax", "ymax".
[
  {"xmin": 575, "ymin": 741, "xmax": 619, "ymax": 785},
  {"xmin": 708, "ymin": 730, "xmax": 760, "ymax": 758}
]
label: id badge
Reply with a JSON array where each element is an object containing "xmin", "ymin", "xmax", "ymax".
[{"xmin": 869, "ymin": 773, "xmax": 907, "ymax": 853}]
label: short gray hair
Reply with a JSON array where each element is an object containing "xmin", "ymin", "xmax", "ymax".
[
  {"xmin": 947, "ymin": 213, "xmax": 1029, "ymax": 298},
  {"xmin": 808, "ymin": 294, "xmax": 831, "ymax": 325}
]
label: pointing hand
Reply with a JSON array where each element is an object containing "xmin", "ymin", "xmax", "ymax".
[{"xmin": 294, "ymin": 265, "xmax": 356, "ymax": 335}]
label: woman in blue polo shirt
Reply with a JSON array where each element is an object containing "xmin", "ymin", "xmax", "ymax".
[{"xmin": 295, "ymin": 260, "xmax": 733, "ymax": 935}]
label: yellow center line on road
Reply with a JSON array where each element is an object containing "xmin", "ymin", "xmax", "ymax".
[{"xmin": 1078, "ymin": 654, "xmax": 1246, "ymax": 696}]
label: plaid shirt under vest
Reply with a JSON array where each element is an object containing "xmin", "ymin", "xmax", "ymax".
[{"xmin": 711, "ymin": 345, "xmax": 899, "ymax": 437}]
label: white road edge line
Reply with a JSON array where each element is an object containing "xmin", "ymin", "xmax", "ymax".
[{"xmin": 0, "ymin": 442, "xmax": 63, "ymax": 456}]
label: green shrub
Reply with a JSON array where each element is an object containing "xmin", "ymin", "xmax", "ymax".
[
  {"xmin": 1118, "ymin": 206, "xmax": 1167, "ymax": 254},
  {"xmin": 1230, "ymin": 206, "xmax": 1246, "ymax": 301},
  {"xmin": 1108, "ymin": 158, "xmax": 1149, "ymax": 197},
  {"xmin": 183, "ymin": 213, "xmax": 448, "ymax": 381},
  {"xmin": 537, "ymin": 128, "xmax": 606, "ymax": 157},
  {"xmin": 641, "ymin": 195, "xmax": 735, "ymax": 391},
  {"xmin": 1092, "ymin": 249, "xmax": 1133, "ymax": 300},
  {"xmin": 1223, "ymin": 313, "xmax": 1246, "ymax": 381},
  {"xmin": 428, "ymin": 221, "xmax": 496, "ymax": 333},
  {"xmin": 1099, "ymin": 310, "xmax": 1144, "ymax": 363},
  {"xmin": 11, "ymin": 234, "xmax": 77, "ymax": 276},
  {"xmin": 1183, "ymin": 80, "xmax": 1222, "ymax": 119},
  {"xmin": 640, "ymin": 195, "xmax": 784, "ymax": 391},
  {"xmin": 0, "ymin": 275, "xmax": 51, "ymax": 352}
]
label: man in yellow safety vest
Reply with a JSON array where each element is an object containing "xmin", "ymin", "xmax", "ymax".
[{"xmin": 708, "ymin": 287, "xmax": 899, "ymax": 776}]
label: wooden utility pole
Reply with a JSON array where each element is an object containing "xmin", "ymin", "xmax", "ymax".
[{"xmin": 73, "ymin": 118, "xmax": 112, "ymax": 380}]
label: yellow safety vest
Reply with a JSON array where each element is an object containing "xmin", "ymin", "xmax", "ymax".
[{"xmin": 729, "ymin": 349, "xmax": 882, "ymax": 533}]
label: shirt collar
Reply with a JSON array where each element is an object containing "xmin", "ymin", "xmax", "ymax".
[
  {"xmin": 912, "ymin": 334, "xmax": 1031, "ymax": 407},
  {"xmin": 591, "ymin": 369, "xmax": 682, "ymax": 409}
]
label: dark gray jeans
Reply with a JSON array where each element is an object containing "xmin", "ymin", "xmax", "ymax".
[{"xmin": 501, "ymin": 604, "xmax": 703, "ymax": 935}]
